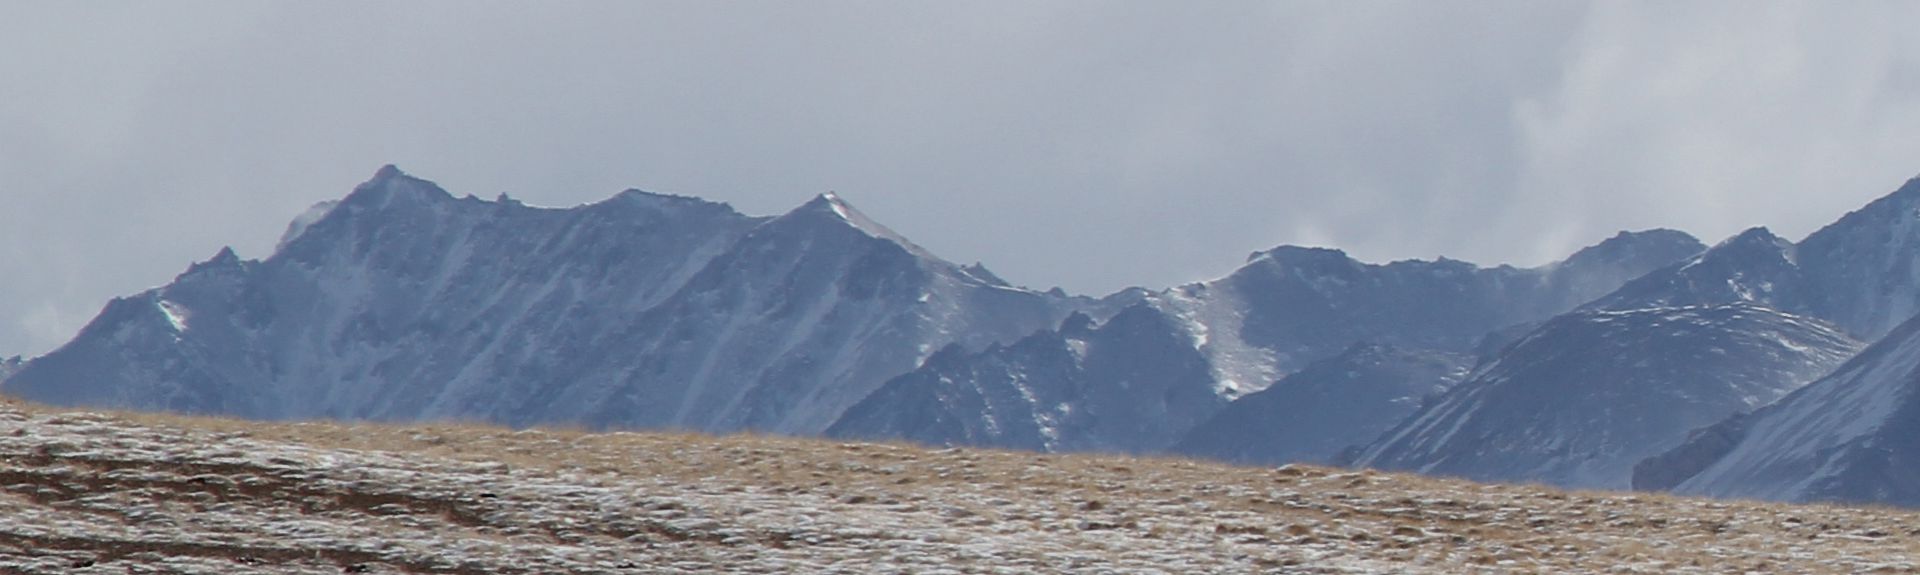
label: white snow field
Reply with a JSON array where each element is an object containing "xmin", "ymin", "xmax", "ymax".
[{"xmin": 0, "ymin": 398, "xmax": 1916, "ymax": 574}]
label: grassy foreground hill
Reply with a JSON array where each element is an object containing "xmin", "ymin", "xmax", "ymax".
[{"xmin": 0, "ymin": 397, "xmax": 1915, "ymax": 574}]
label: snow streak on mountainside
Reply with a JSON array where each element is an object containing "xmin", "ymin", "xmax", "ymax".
[
  {"xmin": 1638, "ymin": 313, "xmax": 1920, "ymax": 507},
  {"xmin": 827, "ymin": 230, "xmax": 1703, "ymax": 454},
  {"xmin": 1350, "ymin": 304, "xmax": 1863, "ymax": 490},
  {"xmin": 1593, "ymin": 176, "xmax": 1920, "ymax": 340},
  {"xmin": 1173, "ymin": 343, "xmax": 1470, "ymax": 467},
  {"xmin": 2, "ymin": 167, "xmax": 1078, "ymax": 435},
  {"xmin": 0, "ymin": 356, "xmax": 19, "ymax": 385}
]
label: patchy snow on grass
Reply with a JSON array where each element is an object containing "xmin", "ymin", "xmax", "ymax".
[{"xmin": 0, "ymin": 399, "xmax": 1915, "ymax": 574}]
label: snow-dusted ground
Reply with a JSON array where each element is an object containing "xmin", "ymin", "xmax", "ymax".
[{"xmin": 1, "ymin": 400, "xmax": 1917, "ymax": 574}]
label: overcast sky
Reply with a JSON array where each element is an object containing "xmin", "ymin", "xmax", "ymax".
[{"xmin": 2, "ymin": 2, "xmax": 1918, "ymax": 357}]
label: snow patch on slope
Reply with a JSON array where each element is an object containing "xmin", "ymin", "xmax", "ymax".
[
  {"xmin": 1152, "ymin": 286, "xmax": 1277, "ymax": 400},
  {"xmin": 276, "ymin": 200, "xmax": 341, "ymax": 252},
  {"xmin": 155, "ymin": 300, "xmax": 189, "ymax": 333}
]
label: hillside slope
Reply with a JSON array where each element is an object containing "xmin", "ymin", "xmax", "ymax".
[
  {"xmin": 1349, "ymin": 304, "xmax": 1862, "ymax": 490},
  {"xmin": 1639, "ymin": 312, "xmax": 1920, "ymax": 507},
  {"xmin": 0, "ymin": 399, "xmax": 1917, "ymax": 574}
]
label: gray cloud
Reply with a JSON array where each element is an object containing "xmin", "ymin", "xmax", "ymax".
[{"xmin": 1, "ymin": 1, "xmax": 1917, "ymax": 356}]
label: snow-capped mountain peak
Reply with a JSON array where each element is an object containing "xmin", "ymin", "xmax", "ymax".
[
  {"xmin": 796, "ymin": 192, "xmax": 884, "ymax": 234},
  {"xmin": 1709, "ymin": 226, "xmax": 1796, "ymax": 264},
  {"xmin": 338, "ymin": 164, "xmax": 454, "ymax": 211},
  {"xmin": 181, "ymin": 246, "xmax": 245, "ymax": 277},
  {"xmin": 775, "ymin": 192, "xmax": 945, "ymax": 264}
]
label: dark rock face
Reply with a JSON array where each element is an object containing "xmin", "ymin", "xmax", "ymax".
[
  {"xmin": 1797, "ymin": 177, "xmax": 1920, "ymax": 339},
  {"xmin": 827, "ymin": 305, "xmax": 1223, "ymax": 453},
  {"xmin": 1171, "ymin": 343, "xmax": 1469, "ymax": 466},
  {"xmin": 1349, "ymin": 304, "xmax": 1862, "ymax": 490},
  {"xmin": 1631, "ymin": 413, "xmax": 1753, "ymax": 493}
]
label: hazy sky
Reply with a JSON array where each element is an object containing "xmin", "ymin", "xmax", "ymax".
[{"xmin": 3, "ymin": 2, "xmax": 1918, "ymax": 356}]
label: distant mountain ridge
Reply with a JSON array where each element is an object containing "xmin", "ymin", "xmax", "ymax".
[
  {"xmin": 1592, "ymin": 176, "xmax": 1920, "ymax": 340},
  {"xmin": 829, "ymin": 229, "xmax": 1705, "ymax": 453},
  {"xmin": 3, "ymin": 167, "xmax": 1079, "ymax": 434}
]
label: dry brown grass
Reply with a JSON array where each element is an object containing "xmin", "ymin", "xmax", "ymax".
[{"xmin": 4, "ymin": 398, "xmax": 1920, "ymax": 574}]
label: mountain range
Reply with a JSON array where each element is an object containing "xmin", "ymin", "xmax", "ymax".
[
  {"xmin": 830, "ymin": 229, "xmax": 1704, "ymax": 453},
  {"xmin": 1343, "ymin": 177, "xmax": 1920, "ymax": 500},
  {"xmin": 2, "ymin": 167, "xmax": 1077, "ymax": 435},
  {"xmin": 12, "ymin": 166, "xmax": 1920, "ymax": 509}
]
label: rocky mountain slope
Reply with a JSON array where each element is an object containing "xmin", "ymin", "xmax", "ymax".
[
  {"xmin": 2, "ymin": 167, "xmax": 1077, "ymax": 435},
  {"xmin": 827, "ymin": 306, "xmax": 1223, "ymax": 454},
  {"xmin": 1795, "ymin": 176, "xmax": 1920, "ymax": 338},
  {"xmin": 1172, "ymin": 343, "xmax": 1470, "ymax": 466},
  {"xmin": 827, "ymin": 230, "xmax": 1703, "ymax": 453},
  {"xmin": 1349, "ymin": 304, "xmax": 1862, "ymax": 490},
  {"xmin": 1636, "ymin": 312, "xmax": 1920, "ymax": 507},
  {"xmin": 4, "ymin": 398, "xmax": 1920, "ymax": 574}
]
